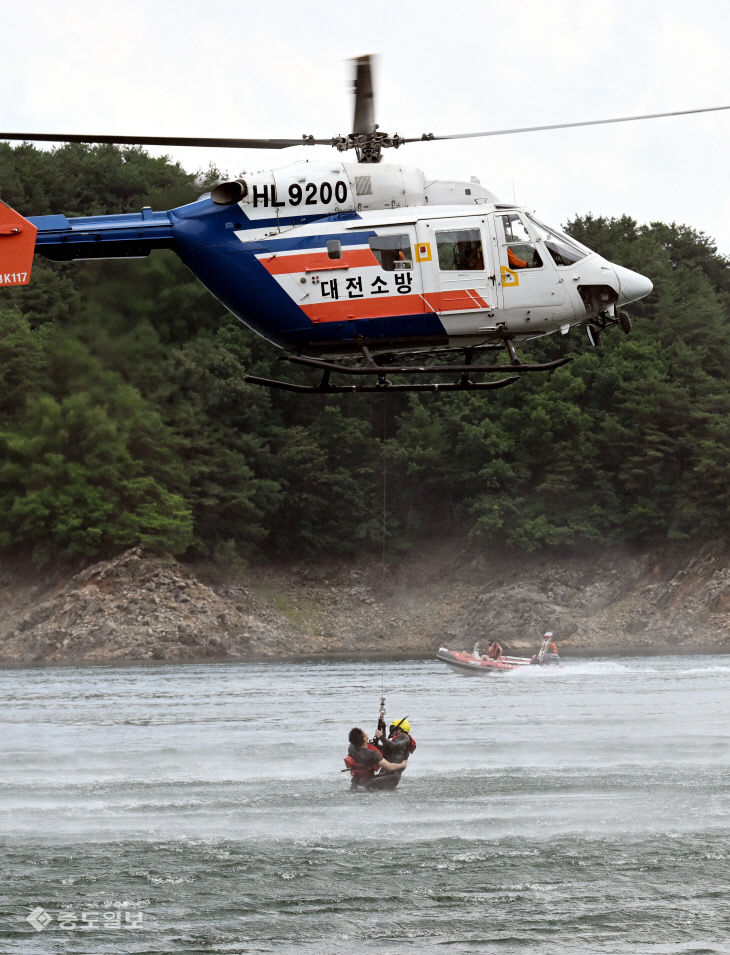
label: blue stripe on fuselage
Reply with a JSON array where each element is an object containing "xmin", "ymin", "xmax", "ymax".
[
  {"xmin": 169, "ymin": 197, "xmax": 447, "ymax": 351},
  {"xmin": 170, "ymin": 198, "xmax": 317, "ymax": 347}
]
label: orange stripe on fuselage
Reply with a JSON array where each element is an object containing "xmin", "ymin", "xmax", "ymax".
[
  {"xmin": 301, "ymin": 289, "xmax": 491, "ymax": 323},
  {"xmin": 257, "ymin": 248, "xmax": 379, "ymax": 274},
  {"xmin": 467, "ymin": 289, "xmax": 490, "ymax": 309},
  {"xmin": 423, "ymin": 290, "xmax": 491, "ymax": 311},
  {"xmin": 256, "ymin": 250, "xmax": 492, "ymax": 314},
  {"xmin": 302, "ymin": 294, "xmax": 427, "ymax": 323}
]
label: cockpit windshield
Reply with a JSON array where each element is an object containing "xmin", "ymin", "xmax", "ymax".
[{"xmin": 525, "ymin": 215, "xmax": 589, "ymax": 266}]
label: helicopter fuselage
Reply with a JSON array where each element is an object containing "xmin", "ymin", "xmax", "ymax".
[{"xmin": 12, "ymin": 160, "xmax": 652, "ymax": 359}]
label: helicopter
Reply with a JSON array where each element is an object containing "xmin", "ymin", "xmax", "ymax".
[{"xmin": 5, "ymin": 55, "xmax": 722, "ymax": 393}]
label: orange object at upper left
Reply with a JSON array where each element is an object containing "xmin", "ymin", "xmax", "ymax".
[{"xmin": 0, "ymin": 201, "xmax": 37, "ymax": 285}]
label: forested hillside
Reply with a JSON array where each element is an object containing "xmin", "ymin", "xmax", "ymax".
[{"xmin": 1, "ymin": 143, "xmax": 729, "ymax": 564}]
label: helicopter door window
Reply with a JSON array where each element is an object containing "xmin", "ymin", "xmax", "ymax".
[
  {"xmin": 435, "ymin": 228, "xmax": 484, "ymax": 270},
  {"xmin": 369, "ymin": 234, "xmax": 413, "ymax": 271},
  {"xmin": 523, "ymin": 214, "xmax": 588, "ymax": 266},
  {"xmin": 497, "ymin": 214, "xmax": 543, "ymax": 269}
]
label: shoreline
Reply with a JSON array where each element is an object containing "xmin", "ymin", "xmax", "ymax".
[
  {"xmin": 2, "ymin": 542, "xmax": 728, "ymax": 667},
  {"xmin": 1, "ymin": 644, "xmax": 728, "ymax": 672}
]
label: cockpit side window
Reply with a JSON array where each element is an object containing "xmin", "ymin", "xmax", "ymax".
[
  {"xmin": 369, "ymin": 234, "xmax": 413, "ymax": 271},
  {"xmin": 497, "ymin": 213, "xmax": 542, "ymax": 269},
  {"xmin": 435, "ymin": 228, "xmax": 485, "ymax": 270},
  {"xmin": 525, "ymin": 215, "xmax": 588, "ymax": 266}
]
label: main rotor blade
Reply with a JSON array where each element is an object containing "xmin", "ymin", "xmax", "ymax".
[
  {"xmin": 352, "ymin": 54, "xmax": 376, "ymax": 135},
  {"xmin": 0, "ymin": 132, "xmax": 332, "ymax": 149},
  {"xmin": 2, "ymin": 104, "xmax": 727, "ymax": 152},
  {"xmin": 400, "ymin": 104, "xmax": 730, "ymax": 144}
]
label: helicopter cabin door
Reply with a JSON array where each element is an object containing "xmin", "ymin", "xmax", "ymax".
[
  {"xmin": 414, "ymin": 217, "xmax": 498, "ymax": 337},
  {"xmin": 489, "ymin": 211, "xmax": 570, "ymax": 329}
]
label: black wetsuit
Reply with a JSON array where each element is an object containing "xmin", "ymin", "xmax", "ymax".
[
  {"xmin": 381, "ymin": 732, "xmax": 412, "ymax": 765},
  {"xmin": 371, "ymin": 730, "xmax": 415, "ymax": 786}
]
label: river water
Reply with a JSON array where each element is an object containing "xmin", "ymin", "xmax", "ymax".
[{"xmin": 1, "ymin": 655, "xmax": 729, "ymax": 954}]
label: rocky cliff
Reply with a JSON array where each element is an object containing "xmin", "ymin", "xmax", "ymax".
[{"xmin": 0, "ymin": 540, "xmax": 728, "ymax": 666}]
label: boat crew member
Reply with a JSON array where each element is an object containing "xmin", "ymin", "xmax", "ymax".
[
  {"xmin": 486, "ymin": 641, "xmax": 503, "ymax": 660},
  {"xmin": 531, "ymin": 632, "xmax": 559, "ymax": 664},
  {"xmin": 344, "ymin": 727, "xmax": 407, "ymax": 789}
]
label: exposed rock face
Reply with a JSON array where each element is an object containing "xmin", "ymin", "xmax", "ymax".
[
  {"xmin": 0, "ymin": 541, "xmax": 727, "ymax": 666},
  {"xmin": 448, "ymin": 541, "xmax": 730, "ymax": 655},
  {"xmin": 0, "ymin": 548, "xmax": 299, "ymax": 664}
]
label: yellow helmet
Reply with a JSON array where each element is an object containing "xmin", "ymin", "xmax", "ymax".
[{"xmin": 390, "ymin": 718, "xmax": 410, "ymax": 734}]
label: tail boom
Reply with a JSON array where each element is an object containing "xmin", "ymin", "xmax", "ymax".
[{"xmin": 28, "ymin": 209, "xmax": 175, "ymax": 261}]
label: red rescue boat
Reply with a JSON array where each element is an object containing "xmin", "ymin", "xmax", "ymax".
[{"xmin": 437, "ymin": 636, "xmax": 560, "ymax": 675}]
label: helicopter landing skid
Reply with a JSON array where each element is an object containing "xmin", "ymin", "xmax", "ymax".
[{"xmin": 243, "ymin": 344, "xmax": 571, "ymax": 394}]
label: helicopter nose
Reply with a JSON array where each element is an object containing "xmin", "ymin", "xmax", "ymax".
[{"xmin": 614, "ymin": 264, "xmax": 653, "ymax": 306}]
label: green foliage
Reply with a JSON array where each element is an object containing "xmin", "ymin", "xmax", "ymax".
[
  {"xmin": 147, "ymin": 330, "xmax": 282, "ymax": 556},
  {"xmin": 266, "ymin": 404, "xmax": 381, "ymax": 555},
  {"xmin": 0, "ymin": 391, "xmax": 192, "ymax": 558},
  {"xmin": 0, "ymin": 308, "xmax": 49, "ymax": 414},
  {"xmin": 1, "ymin": 143, "xmax": 728, "ymax": 561},
  {"xmin": 0, "ymin": 142, "xmax": 201, "ymax": 216}
]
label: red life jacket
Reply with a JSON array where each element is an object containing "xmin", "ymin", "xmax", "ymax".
[{"xmin": 344, "ymin": 743, "xmax": 381, "ymax": 778}]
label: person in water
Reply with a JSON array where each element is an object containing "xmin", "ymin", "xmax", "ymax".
[{"xmin": 344, "ymin": 727, "xmax": 407, "ymax": 789}]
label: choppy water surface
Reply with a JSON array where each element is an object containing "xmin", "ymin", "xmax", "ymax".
[{"xmin": 1, "ymin": 655, "xmax": 729, "ymax": 953}]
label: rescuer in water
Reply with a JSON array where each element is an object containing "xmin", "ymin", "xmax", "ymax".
[{"xmin": 375, "ymin": 717, "xmax": 417, "ymax": 767}]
